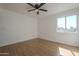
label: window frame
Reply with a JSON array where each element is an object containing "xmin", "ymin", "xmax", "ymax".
[{"xmin": 56, "ymin": 15, "xmax": 77, "ymax": 33}]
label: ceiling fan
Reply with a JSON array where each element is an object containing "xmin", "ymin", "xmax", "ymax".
[{"xmin": 27, "ymin": 3, "xmax": 48, "ymax": 15}]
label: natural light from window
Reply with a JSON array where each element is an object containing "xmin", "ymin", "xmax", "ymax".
[
  {"xmin": 58, "ymin": 47, "xmax": 79, "ymax": 56},
  {"xmin": 57, "ymin": 15, "xmax": 77, "ymax": 32}
]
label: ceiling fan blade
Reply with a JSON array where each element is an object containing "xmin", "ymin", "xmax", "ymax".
[
  {"xmin": 38, "ymin": 3, "xmax": 46, "ymax": 8},
  {"xmin": 28, "ymin": 9, "xmax": 36, "ymax": 12},
  {"xmin": 39, "ymin": 9, "xmax": 47, "ymax": 12},
  {"xmin": 37, "ymin": 11, "xmax": 39, "ymax": 15},
  {"xmin": 27, "ymin": 3, "xmax": 35, "ymax": 8}
]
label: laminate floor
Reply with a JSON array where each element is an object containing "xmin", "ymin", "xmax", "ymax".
[{"xmin": 0, "ymin": 38, "xmax": 79, "ymax": 56}]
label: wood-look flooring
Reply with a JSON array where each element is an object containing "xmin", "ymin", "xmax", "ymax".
[{"xmin": 0, "ymin": 38, "xmax": 79, "ymax": 56}]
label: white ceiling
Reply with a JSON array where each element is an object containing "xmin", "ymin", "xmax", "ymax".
[{"xmin": 0, "ymin": 3, "xmax": 79, "ymax": 17}]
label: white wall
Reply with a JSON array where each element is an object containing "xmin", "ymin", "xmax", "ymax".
[
  {"xmin": 38, "ymin": 8, "xmax": 79, "ymax": 47},
  {"xmin": 0, "ymin": 8, "xmax": 37, "ymax": 47},
  {"xmin": 0, "ymin": 7, "xmax": 79, "ymax": 47}
]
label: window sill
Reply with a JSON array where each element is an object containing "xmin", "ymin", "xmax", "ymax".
[{"xmin": 57, "ymin": 31, "xmax": 78, "ymax": 34}]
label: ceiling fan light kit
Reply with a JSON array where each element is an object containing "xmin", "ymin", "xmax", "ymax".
[{"xmin": 27, "ymin": 3, "xmax": 48, "ymax": 15}]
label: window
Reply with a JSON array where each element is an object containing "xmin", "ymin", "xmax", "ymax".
[{"xmin": 57, "ymin": 15, "xmax": 77, "ymax": 32}]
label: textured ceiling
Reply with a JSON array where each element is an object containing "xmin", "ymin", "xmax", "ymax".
[{"xmin": 0, "ymin": 3, "xmax": 79, "ymax": 17}]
